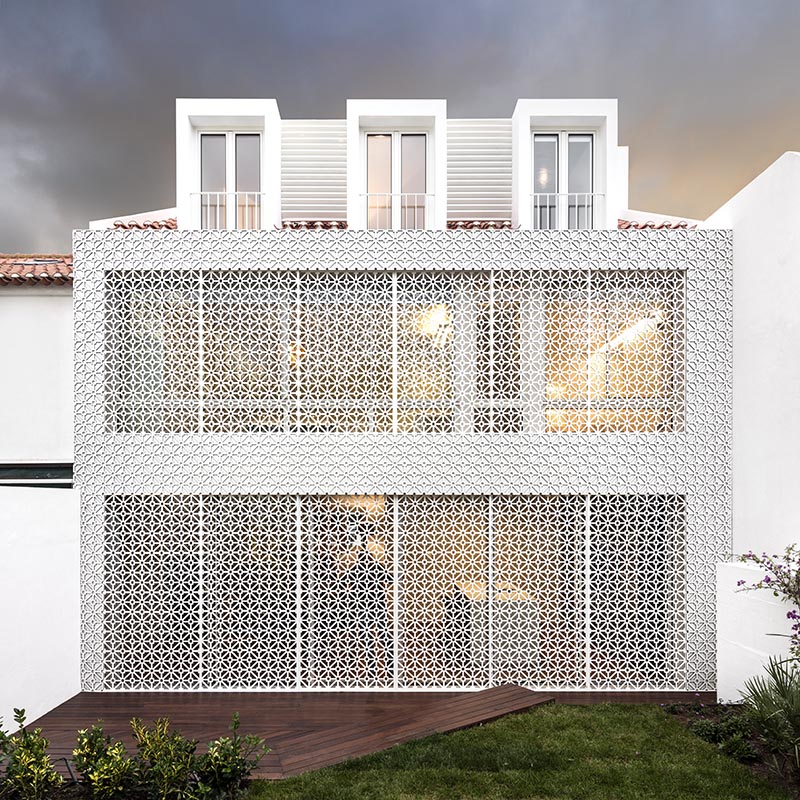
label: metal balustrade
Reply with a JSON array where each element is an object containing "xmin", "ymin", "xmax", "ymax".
[
  {"xmin": 362, "ymin": 193, "xmax": 434, "ymax": 230},
  {"xmin": 191, "ymin": 192, "xmax": 265, "ymax": 230},
  {"xmin": 531, "ymin": 193, "xmax": 605, "ymax": 230}
]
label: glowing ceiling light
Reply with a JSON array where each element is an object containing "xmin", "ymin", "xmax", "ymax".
[
  {"xmin": 287, "ymin": 340, "xmax": 305, "ymax": 367},
  {"xmin": 417, "ymin": 304, "xmax": 453, "ymax": 347},
  {"xmin": 594, "ymin": 310, "xmax": 665, "ymax": 354}
]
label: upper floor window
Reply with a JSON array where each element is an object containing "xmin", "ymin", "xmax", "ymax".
[
  {"xmin": 365, "ymin": 132, "xmax": 428, "ymax": 230},
  {"xmin": 532, "ymin": 132, "xmax": 595, "ymax": 230},
  {"xmin": 104, "ymin": 269, "xmax": 683, "ymax": 436},
  {"xmin": 199, "ymin": 132, "xmax": 261, "ymax": 230}
]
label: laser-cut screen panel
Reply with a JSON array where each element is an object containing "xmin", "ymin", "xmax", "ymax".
[
  {"xmin": 101, "ymin": 493, "xmax": 687, "ymax": 691},
  {"xmin": 103, "ymin": 270, "xmax": 685, "ymax": 435}
]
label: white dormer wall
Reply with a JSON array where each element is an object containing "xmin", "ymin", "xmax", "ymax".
[
  {"xmin": 163, "ymin": 98, "xmax": 630, "ymax": 230},
  {"xmin": 175, "ymin": 99, "xmax": 282, "ymax": 231},
  {"xmin": 511, "ymin": 99, "xmax": 628, "ymax": 230},
  {"xmin": 346, "ymin": 99, "xmax": 447, "ymax": 230}
]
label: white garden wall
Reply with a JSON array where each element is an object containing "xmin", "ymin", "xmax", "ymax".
[
  {"xmin": 0, "ymin": 487, "xmax": 80, "ymax": 726},
  {"xmin": 706, "ymin": 152, "xmax": 800, "ymax": 556},
  {"xmin": 716, "ymin": 561, "xmax": 792, "ymax": 703},
  {"xmin": 707, "ymin": 153, "xmax": 800, "ymax": 700},
  {"xmin": 0, "ymin": 286, "xmax": 73, "ymax": 463}
]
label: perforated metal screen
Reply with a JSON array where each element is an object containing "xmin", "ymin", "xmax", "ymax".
[
  {"xmin": 74, "ymin": 228, "xmax": 732, "ymax": 692},
  {"xmin": 102, "ymin": 269, "xmax": 684, "ymax": 434},
  {"xmin": 102, "ymin": 493, "xmax": 686, "ymax": 691}
]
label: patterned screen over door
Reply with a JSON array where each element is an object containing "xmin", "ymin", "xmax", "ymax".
[{"xmin": 102, "ymin": 493, "xmax": 686, "ymax": 691}]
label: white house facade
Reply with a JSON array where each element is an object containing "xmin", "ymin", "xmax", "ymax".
[
  {"xmin": 66, "ymin": 98, "xmax": 732, "ymax": 694},
  {"xmin": 17, "ymin": 95, "xmax": 800, "ymax": 716}
]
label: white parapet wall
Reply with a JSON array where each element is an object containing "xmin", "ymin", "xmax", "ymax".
[
  {"xmin": 717, "ymin": 561, "xmax": 793, "ymax": 703},
  {"xmin": 0, "ymin": 285, "xmax": 73, "ymax": 463},
  {"xmin": 0, "ymin": 487, "xmax": 80, "ymax": 726}
]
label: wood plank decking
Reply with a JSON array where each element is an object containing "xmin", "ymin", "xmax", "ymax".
[{"xmin": 33, "ymin": 688, "xmax": 714, "ymax": 780}]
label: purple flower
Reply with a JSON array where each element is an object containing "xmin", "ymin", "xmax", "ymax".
[{"xmin": 737, "ymin": 580, "xmax": 746, "ymax": 586}]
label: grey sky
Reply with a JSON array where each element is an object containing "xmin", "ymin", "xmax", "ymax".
[{"xmin": 0, "ymin": 0, "xmax": 798, "ymax": 252}]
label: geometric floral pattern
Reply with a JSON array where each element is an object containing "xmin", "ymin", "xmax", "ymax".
[
  {"xmin": 73, "ymin": 228, "xmax": 733, "ymax": 692},
  {"xmin": 101, "ymin": 269, "xmax": 684, "ymax": 435},
  {"xmin": 101, "ymin": 493, "xmax": 685, "ymax": 691}
]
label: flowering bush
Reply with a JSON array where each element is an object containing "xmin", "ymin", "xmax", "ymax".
[{"xmin": 738, "ymin": 545, "xmax": 800, "ymax": 658}]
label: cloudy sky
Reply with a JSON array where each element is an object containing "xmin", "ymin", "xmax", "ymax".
[{"xmin": 1, "ymin": 0, "xmax": 799, "ymax": 252}]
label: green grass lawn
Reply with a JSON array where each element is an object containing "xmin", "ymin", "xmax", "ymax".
[{"xmin": 245, "ymin": 704, "xmax": 789, "ymax": 800}]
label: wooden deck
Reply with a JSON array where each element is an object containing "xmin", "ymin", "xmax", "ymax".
[{"xmin": 34, "ymin": 688, "xmax": 714, "ymax": 780}]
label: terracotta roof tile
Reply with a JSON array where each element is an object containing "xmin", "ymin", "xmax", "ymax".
[
  {"xmin": 447, "ymin": 220, "xmax": 513, "ymax": 230},
  {"xmin": 0, "ymin": 254, "xmax": 73, "ymax": 286},
  {"xmin": 281, "ymin": 219, "xmax": 695, "ymax": 231},
  {"xmin": 281, "ymin": 220, "xmax": 348, "ymax": 230},
  {"xmin": 618, "ymin": 218, "xmax": 696, "ymax": 230},
  {"xmin": 112, "ymin": 217, "xmax": 177, "ymax": 230},
  {"xmin": 1, "ymin": 217, "xmax": 697, "ymax": 289}
]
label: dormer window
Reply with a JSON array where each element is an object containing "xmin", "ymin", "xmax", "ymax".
[
  {"xmin": 347, "ymin": 100, "xmax": 446, "ymax": 231},
  {"xmin": 199, "ymin": 132, "xmax": 261, "ymax": 229},
  {"xmin": 532, "ymin": 132, "xmax": 594, "ymax": 230},
  {"xmin": 365, "ymin": 132, "xmax": 428, "ymax": 229}
]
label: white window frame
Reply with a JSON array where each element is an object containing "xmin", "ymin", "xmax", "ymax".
[
  {"xmin": 361, "ymin": 129, "xmax": 432, "ymax": 230},
  {"xmin": 346, "ymin": 100, "xmax": 446, "ymax": 231},
  {"xmin": 197, "ymin": 130, "xmax": 262, "ymax": 230},
  {"xmin": 531, "ymin": 130, "xmax": 595, "ymax": 230}
]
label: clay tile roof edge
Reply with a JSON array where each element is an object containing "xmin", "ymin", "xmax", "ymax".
[{"xmin": 0, "ymin": 254, "xmax": 73, "ymax": 286}]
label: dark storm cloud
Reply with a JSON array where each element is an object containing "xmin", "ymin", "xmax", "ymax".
[{"xmin": 0, "ymin": 0, "xmax": 799, "ymax": 251}]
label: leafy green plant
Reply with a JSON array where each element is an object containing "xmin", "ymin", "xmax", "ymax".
[
  {"xmin": 131, "ymin": 717, "xmax": 198, "ymax": 800},
  {"xmin": 686, "ymin": 710, "xmax": 758, "ymax": 763},
  {"xmin": 688, "ymin": 718, "xmax": 723, "ymax": 743},
  {"xmin": 742, "ymin": 656, "xmax": 800, "ymax": 781},
  {"xmin": 195, "ymin": 713, "xmax": 269, "ymax": 799},
  {"xmin": 0, "ymin": 709, "xmax": 62, "ymax": 800},
  {"xmin": 719, "ymin": 733, "xmax": 759, "ymax": 763},
  {"xmin": 0, "ymin": 718, "xmax": 9, "ymax": 760},
  {"xmin": 688, "ymin": 711, "xmax": 753, "ymax": 745},
  {"xmin": 73, "ymin": 723, "xmax": 135, "ymax": 799}
]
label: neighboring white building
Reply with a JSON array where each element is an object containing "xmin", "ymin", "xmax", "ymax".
[
  {"xmin": 705, "ymin": 152, "xmax": 800, "ymax": 701},
  {"xmin": 0, "ymin": 98, "xmax": 793, "ymax": 714}
]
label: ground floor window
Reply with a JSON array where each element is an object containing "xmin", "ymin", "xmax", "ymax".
[{"xmin": 102, "ymin": 493, "xmax": 686, "ymax": 691}]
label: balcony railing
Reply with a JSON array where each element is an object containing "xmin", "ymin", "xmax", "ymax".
[
  {"xmin": 531, "ymin": 192, "xmax": 605, "ymax": 230},
  {"xmin": 191, "ymin": 192, "xmax": 265, "ymax": 230},
  {"xmin": 362, "ymin": 193, "xmax": 434, "ymax": 230}
]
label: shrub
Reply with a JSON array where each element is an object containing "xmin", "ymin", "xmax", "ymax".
[
  {"xmin": 73, "ymin": 723, "xmax": 135, "ymax": 800},
  {"xmin": 688, "ymin": 718, "xmax": 723, "ymax": 743},
  {"xmin": 0, "ymin": 709, "xmax": 62, "ymax": 800},
  {"xmin": 1, "ymin": 709, "xmax": 268, "ymax": 800},
  {"xmin": 131, "ymin": 717, "xmax": 199, "ymax": 800},
  {"xmin": 742, "ymin": 656, "xmax": 800, "ymax": 781},
  {"xmin": 716, "ymin": 709, "xmax": 755, "ymax": 740},
  {"xmin": 719, "ymin": 732, "xmax": 759, "ymax": 763},
  {"xmin": 195, "ymin": 713, "xmax": 269, "ymax": 800}
]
